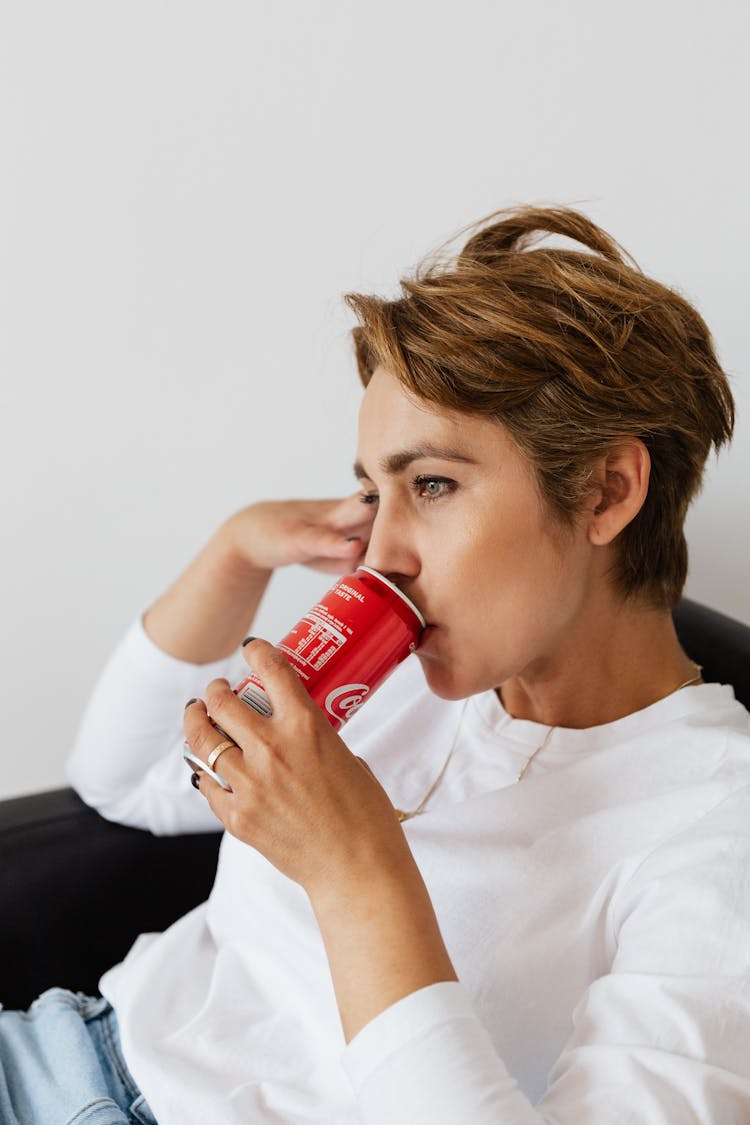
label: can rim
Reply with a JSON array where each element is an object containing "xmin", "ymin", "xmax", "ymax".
[{"xmin": 356, "ymin": 565, "xmax": 426, "ymax": 628}]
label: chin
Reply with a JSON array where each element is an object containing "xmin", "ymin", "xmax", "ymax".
[{"xmin": 415, "ymin": 653, "xmax": 479, "ymax": 701}]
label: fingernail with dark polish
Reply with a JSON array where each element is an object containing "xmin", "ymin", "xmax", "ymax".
[
  {"xmin": 185, "ymin": 698, "xmax": 197, "ymax": 709},
  {"xmin": 241, "ymin": 636, "xmax": 256, "ymax": 647},
  {"xmin": 190, "ymin": 772, "xmax": 201, "ymax": 790}
]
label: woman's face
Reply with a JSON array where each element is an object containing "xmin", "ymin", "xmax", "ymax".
[{"xmin": 355, "ymin": 367, "xmax": 598, "ymax": 700}]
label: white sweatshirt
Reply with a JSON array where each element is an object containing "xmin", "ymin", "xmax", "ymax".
[{"xmin": 66, "ymin": 615, "xmax": 750, "ymax": 1124}]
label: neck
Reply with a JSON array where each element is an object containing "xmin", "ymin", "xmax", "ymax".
[{"xmin": 497, "ymin": 597, "xmax": 701, "ymax": 729}]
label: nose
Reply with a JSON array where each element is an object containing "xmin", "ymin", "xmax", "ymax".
[{"xmin": 362, "ymin": 505, "xmax": 421, "ymax": 586}]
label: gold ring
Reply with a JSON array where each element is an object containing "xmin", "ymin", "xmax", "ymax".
[{"xmin": 207, "ymin": 739, "xmax": 237, "ymax": 770}]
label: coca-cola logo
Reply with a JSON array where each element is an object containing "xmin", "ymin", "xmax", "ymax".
[{"xmin": 325, "ymin": 683, "xmax": 370, "ymax": 721}]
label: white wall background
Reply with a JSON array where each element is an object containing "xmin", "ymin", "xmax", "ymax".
[{"xmin": 1, "ymin": 0, "xmax": 748, "ymax": 799}]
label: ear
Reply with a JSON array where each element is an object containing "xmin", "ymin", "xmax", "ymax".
[{"xmin": 586, "ymin": 440, "xmax": 650, "ymax": 546}]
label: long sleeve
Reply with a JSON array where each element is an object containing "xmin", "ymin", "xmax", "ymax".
[
  {"xmin": 342, "ymin": 783, "xmax": 750, "ymax": 1124},
  {"xmin": 66, "ymin": 614, "xmax": 245, "ymax": 835}
]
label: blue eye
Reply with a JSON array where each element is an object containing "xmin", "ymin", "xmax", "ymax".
[
  {"xmin": 358, "ymin": 477, "xmax": 456, "ymax": 506},
  {"xmin": 413, "ymin": 475, "xmax": 455, "ymax": 502}
]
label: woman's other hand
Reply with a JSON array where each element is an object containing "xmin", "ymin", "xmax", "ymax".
[
  {"xmin": 143, "ymin": 492, "xmax": 374, "ymax": 663},
  {"xmin": 223, "ymin": 493, "xmax": 375, "ymax": 577}
]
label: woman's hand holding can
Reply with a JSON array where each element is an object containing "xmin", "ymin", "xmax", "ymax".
[{"xmin": 183, "ymin": 640, "xmax": 409, "ymax": 895}]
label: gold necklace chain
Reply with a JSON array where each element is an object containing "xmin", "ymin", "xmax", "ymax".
[
  {"xmin": 514, "ymin": 723, "xmax": 556, "ymax": 784},
  {"xmin": 395, "ymin": 664, "xmax": 704, "ymax": 822},
  {"xmin": 395, "ymin": 701, "xmax": 468, "ymax": 823},
  {"xmin": 670, "ymin": 670, "xmax": 704, "ymax": 692}
]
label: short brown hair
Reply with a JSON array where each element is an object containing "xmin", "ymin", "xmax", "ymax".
[{"xmin": 344, "ymin": 205, "xmax": 735, "ymax": 609}]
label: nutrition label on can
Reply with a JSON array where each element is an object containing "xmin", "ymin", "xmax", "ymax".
[{"xmin": 279, "ymin": 608, "xmax": 351, "ymax": 672}]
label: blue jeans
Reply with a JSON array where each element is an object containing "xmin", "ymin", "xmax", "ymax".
[{"xmin": 0, "ymin": 988, "xmax": 157, "ymax": 1124}]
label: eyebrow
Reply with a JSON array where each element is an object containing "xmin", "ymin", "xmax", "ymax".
[{"xmin": 353, "ymin": 444, "xmax": 479, "ymax": 481}]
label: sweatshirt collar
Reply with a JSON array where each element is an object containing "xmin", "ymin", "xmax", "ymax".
[{"xmin": 469, "ymin": 682, "xmax": 739, "ymax": 758}]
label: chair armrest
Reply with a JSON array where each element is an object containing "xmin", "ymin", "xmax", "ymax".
[
  {"xmin": 673, "ymin": 598, "xmax": 750, "ymax": 710},
  {"xmin": 0, "ymin": 787, "xmax": 222, "ymax": 1009}
]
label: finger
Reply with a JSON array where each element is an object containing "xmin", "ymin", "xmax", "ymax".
[
  {"xmin": 296, "ymin": 524, "xmax": 365, "ymax": 564},
  {"xmin": 195, "ymin": 764, "xmax": 237, "ymax": 825},
  {"xmin": 302, "ymin": 493, "xmax": 375, "ymax": 551},
  {"xmin": 327, "ymin": 491, "xmax": 377, "ymax": 531},
  {"xmin": 183, "ymin": 743, "xmax": 235, "ymax": 792},
  {"xmin": 239, "ymin": 639, "xmax": 314, "ymax": 719},
  {"xmin": 335, "ymin": 493, "xmax": 377, "ymax": 540},
  {"xmin": 201, "ymin": 667, "xmax": 312, "ymax": 757},
  {"xmin": 183, "ymin": 695, "xmax": 244, "ymax": 788}
]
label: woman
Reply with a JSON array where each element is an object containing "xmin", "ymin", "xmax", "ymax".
[{"xmin": 4, "ymin": 205, "xmax": 750, "ymax": 1124}]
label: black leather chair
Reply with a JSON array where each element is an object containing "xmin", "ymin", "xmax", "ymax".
[{"xmin": 1, "ymin": 598, "xmax": 748, "ymax": 1011}]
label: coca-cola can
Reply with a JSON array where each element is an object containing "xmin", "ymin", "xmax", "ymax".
[
  {"xmin": 184, "ymin": 567, "xmax": 425, "ymax": 790},
  {"xmin": 237, "ymin": 565, "xmax": 424, "ymax": 727}
]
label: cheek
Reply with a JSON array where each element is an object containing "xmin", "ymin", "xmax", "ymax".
[
  {"xmin": 420, "ymin": 482, "xmax": 584, "ymax": 629},
  {"xmin": 440, "ymin": 511, "xmax": 549, "ymax": 605},
  {"xmin": 436, "ymin": 526, "xmax": 584, "ymax": 654}
]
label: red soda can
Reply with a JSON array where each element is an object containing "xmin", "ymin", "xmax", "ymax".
[{"xmin": 235, "ymin": 566, "xmax": 425, "ymax": 729}]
